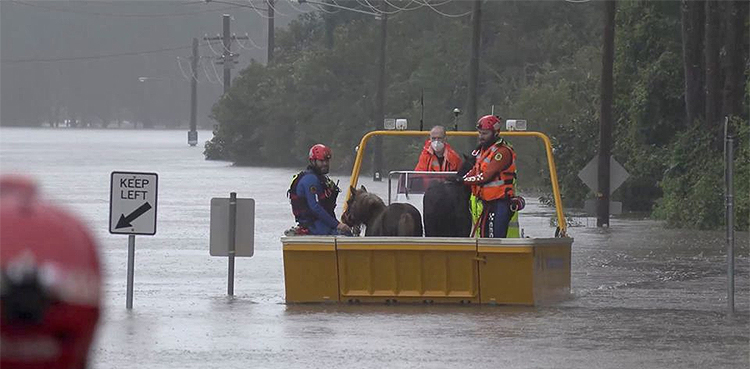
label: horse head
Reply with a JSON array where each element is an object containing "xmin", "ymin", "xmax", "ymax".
[
  {"xmin": 342, "ymin": 185, "xmax": 367, "ymax": 227},
  {"xmin": 341, "ymin": 185, "xmax": 385, "ymax": 228}
]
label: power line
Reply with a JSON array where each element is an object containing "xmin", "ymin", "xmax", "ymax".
[
  {"xmin": 8, "ymin": 0, "xmax": 245, "ymax": 18},
  {"xmin": 1, "ymin": 42, "xmax": 220, "ymax": 64},
  {"xmin": 412, "ymin": 0, "xmax": 471, "ymax": 18},
  {"xmin": 286, "ymin": 0, "xmax": 319, "ymax": 13},
  {"xmin": 260, "ymin": 0, "xmax": 289, "ymax": 17},
  {"xmin": 383, "ymin": 0, "xmax": 427, "ymax": 12},
  {"xmin": 176, "ymin": 57, "xmax": 197, "ymax": 81},
  {"xmin": 205, "ymin": 0, "xmax": 269, "ymax": 13}
]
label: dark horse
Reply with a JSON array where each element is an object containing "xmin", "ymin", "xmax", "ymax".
[
  {"xmin": 422, "ymin": 154, "xmax": 475, "ymax": 237},
  {"xmin": 342, "ymin": 186, "xmax": 423, "ymax": 236}
]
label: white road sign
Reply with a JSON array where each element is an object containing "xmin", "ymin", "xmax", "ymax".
[{"xmin": 109, "ymin": 171, "xmax": 158, "ymax": 235}]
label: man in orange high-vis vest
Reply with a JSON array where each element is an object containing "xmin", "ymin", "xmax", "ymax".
[
  {"xmin": 414, "ymin": 125, "xmax": 463, "ymax": 172},
  {"xmin": 459, "ymin": 115, "xmax": 517, "ymax": 238}
]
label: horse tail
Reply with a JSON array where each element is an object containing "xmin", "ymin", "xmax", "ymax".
[
  {"xmin": 397, "ymin": 208, "xmax": 423, "ymax": 237},
  {"xmin": 396, "ymin": 213, "xmax": 415, "ymax": 237}
]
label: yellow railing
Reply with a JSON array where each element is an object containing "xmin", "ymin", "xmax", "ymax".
[{"xmin": 345, "ymin": 130, "xmax": 567, "ymax": 237}]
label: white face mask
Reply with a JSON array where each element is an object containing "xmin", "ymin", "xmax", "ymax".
[{"xmin": 430, "ymin": 140, "xmax": 445, "ymax": 153}]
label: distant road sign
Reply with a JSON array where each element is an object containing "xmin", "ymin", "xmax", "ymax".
[
  {"xmin": 210, "ymin": 197, "xmax": 255, "ymax": 257},
  {"xmin": 109, "ymin": 172, "xmax": 158, "ymax": 235},
  {"xmin": 578, "ymin": 156, "xmax": 630, "ymax": 195}
]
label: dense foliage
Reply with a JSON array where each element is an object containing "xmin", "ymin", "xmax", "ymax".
[{"xmin": 205, "ymin": 1, "xmax": 748, "ymax": 230}]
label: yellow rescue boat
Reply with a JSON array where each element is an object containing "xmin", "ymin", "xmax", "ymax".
[{"xmin": 282, "ymin": 130, "xmax": 572, "ymax": 305}]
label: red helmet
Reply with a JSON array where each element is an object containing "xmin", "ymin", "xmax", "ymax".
[
  {"xmin": 0, "ymin": 175, "xmax": 101, "ymax": 369},
  {"xmin": 477, "ymin": 115, "xmax": 503, "ymax": 132},
  {"xmin": 308, "ymin": 144, "xmax": 332, "ymax": 161}
]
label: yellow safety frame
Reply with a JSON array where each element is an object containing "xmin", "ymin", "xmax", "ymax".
[{"xmin": 345, "ymin": 130, "xmax": 568, "ymax": 237}]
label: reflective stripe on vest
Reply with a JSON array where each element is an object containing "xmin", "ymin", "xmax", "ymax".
[
  {"xmin": 471, "ymin": 140, "xmax": 517, "ymax": 201},
  {"xmin": 506, "ymin": 211, "xmax": 520, "ymax": 238}
]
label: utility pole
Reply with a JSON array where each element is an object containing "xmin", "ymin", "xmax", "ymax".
[
  {"xmin": 222, "ymin": 14, "xmax": 231, "ymax": 94},
  {"xmin": 373, "ymin": 1, "xmax": 387, "ymax": 181},
  {"xmin": 188, "ymin": 38, "xmax": 199, "ymax": 147},
  {"xmin": 204, "ymin": 14, "xmax": 248, "ymax": 95},
  {"xmin": 267, "ymin": 0, "xmax": 275, "ymax": 64},
  {"xmin": 597, "ymin": 0, "xmax": 616, "ymax": 227},
  {"xmin": 466, "ymin": 0, "xmax": 481, "ymax": 132},
  {"xmin": 203, "ymin": 1, "xmax": 271, "ymax": 64}
]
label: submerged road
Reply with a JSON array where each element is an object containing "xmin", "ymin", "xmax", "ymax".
[{"xmin": 1, "ymin": 128, "xmax": 748, "ymax": 368}]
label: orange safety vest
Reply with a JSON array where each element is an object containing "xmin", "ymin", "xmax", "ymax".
[
  {"xmin": 470, "ymin": 139, "xmax": 516, "ymax": 201},
  {"xmin": 415, "ymin": 141, "xmax": 463, "ymax": 172}
]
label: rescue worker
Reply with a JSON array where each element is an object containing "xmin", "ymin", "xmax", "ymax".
[
  {"xmin": 0, "ymin": 175, "xmax": 102, "ymax": 369},
  {"xmin": 458, "ymin": 115, "xmax": 524, "ymax": 238},
  {"xmin": 287, "ymin": 144, "xmax": 351, "ymax": 236},
  {"xmin": 414, "ymin": 125, "xmax": 463, "ymax": 172}
]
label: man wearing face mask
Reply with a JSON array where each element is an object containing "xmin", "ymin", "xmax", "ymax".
[{"xmin": 414, "ymin": 125, "xmax": 463, "ymax": 172}]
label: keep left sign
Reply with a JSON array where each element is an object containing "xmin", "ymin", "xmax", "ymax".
[{"xmin": 109, "ymin": 171, "xmax": 158, "ymax": 235}]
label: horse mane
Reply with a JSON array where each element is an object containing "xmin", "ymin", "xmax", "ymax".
[
  {"xmin": 346, "ymin": 188, "xmax": 386, "ymax": 226},
  {"xmin": 457, "ymin": 153, "xmax": 475, "ymax": 178}
]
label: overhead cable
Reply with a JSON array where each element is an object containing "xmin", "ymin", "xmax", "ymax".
[
  {"xmin": 236, "ymin": 33, "xmax": 265, "ymax": 49},
  {"xmin": 209, "ymin": 58, "xmax": 225, "ymax": 83},
  {"xmin": 206, "ymin": 37, "xmax": 225, "ymax": 56},
  {"xmin": 307, "ymin": 1, "xmax": 338, "ymax": 14},
  {"xmin": 383, "ymin": 0, "xmax": 426, "ymax": 12},
  {"xmin": 8, "ymin": 0, "xmax": 244, "ymax": 18},
  {"xmin": 285, "ymin": 0, "xmax": 312, "ymax": 13},
  {"xmin": 2, "ymin": 44, "xmax": 207, "ymax": 64},
  {"xmin": 201, "ymin": 59, "xmax": 220, "ymax": 84},
  {"xmin": 361, "ymin": 0, "xmax": 402, "ymax": 15},
  {"xmin": 176, "ymin": 57, "xmax": 198, "ymax": 81},
  {"xmin": 413, "ymin": 0, "xmax": 470, "ymax": 18},
  {"xmin": 261, "ymin": 0, "xmax": 289, "ymax": 17}
]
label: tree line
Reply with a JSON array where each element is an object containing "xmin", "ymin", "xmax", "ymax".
[{"xmin": 205, "ymin": 0, "xmax": 748, "ymax": 230}]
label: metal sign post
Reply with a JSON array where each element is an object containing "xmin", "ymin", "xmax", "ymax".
[
  {"xmin": 228, "ymin": 192, "xmax": 237, "ymax": 296},
  {"xmin": 210, "ymin": 195, "xmax": 255, "ymax": 296},
  {"xmin": 126, "ymin": 235, "xmax": 136, "ymax": 309},
  {"xmin": 109, "ymin": 171, "xmax": 158, "ymax": 310}
]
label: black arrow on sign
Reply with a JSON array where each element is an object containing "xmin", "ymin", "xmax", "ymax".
[{"xmin": 116, "ymin": 202, "xmax": 152, "ymax": 229}]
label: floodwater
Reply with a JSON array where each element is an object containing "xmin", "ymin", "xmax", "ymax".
[{"xmin": 1, "ymin": 127, "xmax": 748, "ymax": 368}]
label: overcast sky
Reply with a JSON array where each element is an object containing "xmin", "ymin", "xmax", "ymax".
[{"xmin": 1, "ymin": 0, "xmax": 307, "ymax": 126}]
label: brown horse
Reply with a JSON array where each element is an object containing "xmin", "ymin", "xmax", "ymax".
[{"xmin": 342, "ymin": 186, "xmax": 423, "ymax": 236}]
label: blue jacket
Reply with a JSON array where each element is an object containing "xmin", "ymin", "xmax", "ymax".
[{"xmin": 295, "ymin": 171, "xmax": 340, "ymax": 235}]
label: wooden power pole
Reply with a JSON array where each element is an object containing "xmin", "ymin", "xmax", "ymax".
[
  {"xmin": 373, "ymin": 2, "xmax": 387, "ymax": 181},
  {"xmin": 597, "ymin": 0, "xmax": 616, "ymax": 227},
  {"xmin": 267, "ymin": 0, "xmax": 275, "ymax": 64},
  {"xmin": 466, "ymin": 0, "xmax": 481, "ymax": 132},
  {"xmin": 188, "ymin": 38, "xmax": 199, "ymax": 146},
  {"xmin": 204, "ymin": 14, "xmax": 248, "ymax": 96}
]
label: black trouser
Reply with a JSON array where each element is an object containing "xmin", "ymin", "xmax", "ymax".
[{"xmin": 479, "ymin": 198, "xmax": 512, "ymax": 238}]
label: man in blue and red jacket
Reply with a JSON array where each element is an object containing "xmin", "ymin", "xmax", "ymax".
[{"xmin": 288, "ymin": 144, "xmax": 351, "ymax": 235}]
